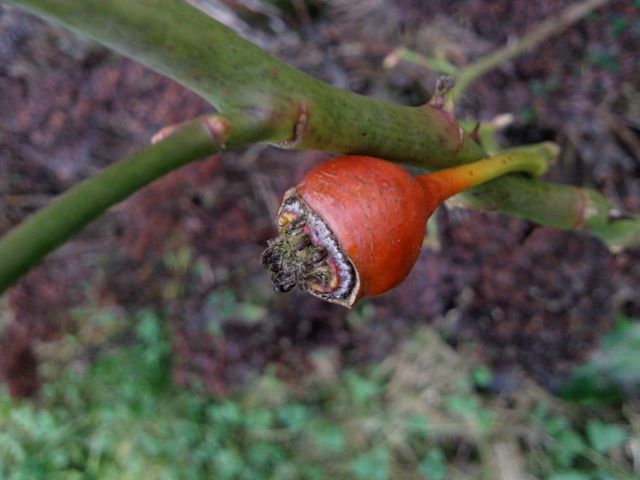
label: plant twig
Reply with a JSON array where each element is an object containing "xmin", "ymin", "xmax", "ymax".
[
  {"xmin": 383, "ymin": 47, "xmax": 460, "ymax": 76},
  {"xmin": 452, "ymin": 0, "xmax": 613, "ymax": 98},
  {"xmin": 384, "ymin": 0, "xmax": 612, "ymax": 99},
  {"xmin": 0, "ymin": 112, "xmax": 275, "ymax": 293}
]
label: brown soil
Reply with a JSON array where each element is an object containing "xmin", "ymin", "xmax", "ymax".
[{"xmin": 1, "ymin": 0, "xmax": 639, "ymax": 397}]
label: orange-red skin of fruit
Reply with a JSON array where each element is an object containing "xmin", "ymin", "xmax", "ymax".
[{"xmin": 295, "ymin": 156, "xmax": 439, "ymax": 301}]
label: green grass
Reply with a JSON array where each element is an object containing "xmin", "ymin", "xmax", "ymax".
[{"xmin": 1, "ymin": 310, "xmax": 639, "ymax": 479}]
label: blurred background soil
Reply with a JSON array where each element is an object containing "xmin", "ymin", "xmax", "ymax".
[{"xmin": 0, "ymin": 0, "xmax": 639, "ymax": 398}]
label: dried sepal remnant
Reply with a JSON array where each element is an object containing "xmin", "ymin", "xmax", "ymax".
[
  {"xmin": 261, "ymin": 217, "xmax": 327, "ymax": 293},
  {"xmin": 262, "ymin": 193, "xmax": 356, "ymax": 302}
]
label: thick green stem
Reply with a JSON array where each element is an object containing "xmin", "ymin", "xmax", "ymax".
[
  {"xmin": 2, "ymin": 0, "xmax": 485, "ymax": 167},
  {"xmin": 0, "ymin": 112, "xmax": 274, "ymax": 293}
]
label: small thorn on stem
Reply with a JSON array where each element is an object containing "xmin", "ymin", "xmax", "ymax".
[
  {"xmin": 470, "ymin": 122, "xmax": 481, "ymax": 144},
  {"xmin": 204, "ymin": 116, "xmax": 231, "ymax": 149},
  {"xmin": 151, "ymin": 123, "xmax": 183, "ymax": 144},
  {"xmin": 151, "ymin": 115, "xmax": 231, "ymax": 149}
]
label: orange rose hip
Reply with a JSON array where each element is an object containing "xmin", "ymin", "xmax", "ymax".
[
  {"xmin": 263, "ymin": 152, "xmax": 548, "ymax": 307},
  {"xmin": 262, "ymin": 156, "xmax": 436, "ymax": 307}
]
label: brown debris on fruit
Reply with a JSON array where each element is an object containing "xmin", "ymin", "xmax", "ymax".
[
  {"xmin": 262, "ymin": 192, "xmax": 357, "ymax": 304},
  {"xmin": 262, "ymin": 215, "xmax": 330, "ymax": 293}
]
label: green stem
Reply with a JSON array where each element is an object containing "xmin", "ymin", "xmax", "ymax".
[
  {"xmin": 385, "ymin": 0, "xmax": 611, "ymax": 99},
  {"xmin": 452, "ymin": 0, "xmax": 612, "ymax": 98},
  {"xmin": 0, "ymin": 112, "xmax": 274, "ymax": 293},
  {"xmin": 3, "ymin": 0, "xmax": 486, "ymax": 167},
  {"xmin": 461, "ymin": 176, "xmax": 640, "ymax": 251}
]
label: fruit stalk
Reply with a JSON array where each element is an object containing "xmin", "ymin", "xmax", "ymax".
[{"xmin": 418, "ymin": 144, "xmax": 551, "ymax": 206}]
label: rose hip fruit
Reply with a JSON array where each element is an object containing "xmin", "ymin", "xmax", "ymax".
[{"xmin": 263, "ymin": 152, "xmax": 548, "ymax": 307}]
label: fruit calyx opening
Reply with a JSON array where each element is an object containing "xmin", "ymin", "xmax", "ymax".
[{"xmin": 262, "ymin": 192, "xmax": 356, "ymax": 302}]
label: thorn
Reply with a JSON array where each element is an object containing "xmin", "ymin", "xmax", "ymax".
[
  {"xmin": 151, "ymin": 123, "xmax": 182, "ymax": 144},
  {"xmin": 151, "ymin": 115, "xmax": 231, "ymax": 149},
  {"xmin": 470, "ymin": 122, "xmax": 481, "ymax": 144},
  {"xmin": 204, "ymin": 116, "xmax": 231, "ymax": 149}
]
